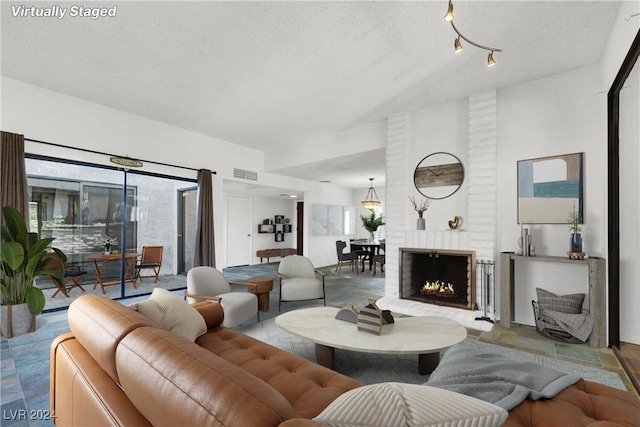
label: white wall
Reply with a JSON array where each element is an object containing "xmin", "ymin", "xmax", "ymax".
[
  {"xmin": 409, "ymin": 100, "xmax": 469, "ymax": 230},
  {"xmin": 601, "ymin": 1, "xmax": 640, "ymax": 89},
  {"xmin": 249, "ymin": 196, "xmax": 297, "ymax": 265},
  {"xmin": 497, "ymin": 64, "xmax": 607, "ymax": 325}
]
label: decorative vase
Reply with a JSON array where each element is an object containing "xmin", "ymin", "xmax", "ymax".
[
  {"xmin": 369, "ymin": 231, "xmax": 376, "ymax": 243},
  {"xmin": 570, "ymin": 233, "xmax": 582, "ymax": 252},
  {"xmin": 1, "ymin": 303, "xmax": 36, "ymax": 338},
  {"xmin": 417, "ymin": 217, "xmax": 425, "ymax": 230},
  {"xmin": 104, "ymin": 245, "xmax": 111, "ymax": 255}
]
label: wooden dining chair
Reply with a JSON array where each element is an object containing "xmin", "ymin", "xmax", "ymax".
[{"xmin": 134, "ymin": 246, "xmax": 164, "ymax": 284}]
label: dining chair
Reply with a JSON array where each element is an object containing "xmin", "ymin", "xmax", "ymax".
[
  {"xmin": 277, "ymin": 255, "xmax": 325, "ymax": 311},
  {"xmin": 185, "ymin": 266, "xmax": 259, "ymax": 327},
  {"xmin": 349, "ymin": 239, "xmax": 370, "ymax": 272},
  {"xmin": 335, "ymin": 240, "xmax": 359, "ymax": 274},
  {"xmin": 134, "ymin": 246, "xmax": 164, "ymax": 284},
  {"xmin": 49, "ymin": 252, "xmax": 88, "ymax": 298},
  {"xmin": 373, "ymin": 242, "xmax": 386, "ymax": 275}
]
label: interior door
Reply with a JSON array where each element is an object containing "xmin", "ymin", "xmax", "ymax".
[{"xmin": 226, "ymin": 195, "xmax": 252, "ymax": 267}]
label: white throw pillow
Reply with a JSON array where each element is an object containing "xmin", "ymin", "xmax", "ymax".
[
  {"xmin": 314, "ymin": 382, "xmax": 508, "ymax": 427},
  {"xmin": 130, "ymin": 288, "xmax": 207, "ymax": 342}
]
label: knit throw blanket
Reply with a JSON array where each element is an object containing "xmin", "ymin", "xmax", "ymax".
[{"xmin": 426, "ymin": 342, "xmax": 580, "ymax": 411}]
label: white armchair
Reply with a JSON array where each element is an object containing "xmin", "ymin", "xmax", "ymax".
[
  {"xmin": 277, "ymin": 255, "xmax": 326, "ymax": 311},
  {"xmin": 185, "ymin": 266, "xmax": 259, "ymax": 327}
]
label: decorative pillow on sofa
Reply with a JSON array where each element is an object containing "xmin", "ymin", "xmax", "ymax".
[
  {"xmin": 129, "ymin": 288, "xmax": 207, "ymax": 342},
  {"xmin": 313, "ymin": 382, "xmax": 508, "ymax": 427}
]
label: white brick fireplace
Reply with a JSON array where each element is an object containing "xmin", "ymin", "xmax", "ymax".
[{"xmin": 376, "ymin": 91, "xmax": 498, "ymax": 331}]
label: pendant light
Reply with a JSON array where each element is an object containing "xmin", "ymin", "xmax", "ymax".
[{"xmin": 361, "ymin": 178, "xmax": 382, "ymax": 211}]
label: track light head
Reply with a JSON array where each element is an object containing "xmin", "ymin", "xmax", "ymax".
[
  {"xmin": 454, "ymin": 37, "xmax": 463, "ymax": 52},
  {"xmin": 444, "ymin": 1, "xmax": 454, "ymax": 22},
  {"xmin": 487, "ymin": 51, "xmax": 496, "ymax": 67}
]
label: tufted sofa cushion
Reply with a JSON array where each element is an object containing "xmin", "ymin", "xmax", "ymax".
[
  {"xmin": 196, "ymin": 326, "xmax": 364, "ymax": 418},
  {"xmin": 504, "ymin": 379, "xmax": 640, "ymax": 427}
]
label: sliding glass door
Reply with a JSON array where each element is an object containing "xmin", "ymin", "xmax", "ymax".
[{"xmin": 26, "ymin": 156, "xmax": 197, "ymax": 310}]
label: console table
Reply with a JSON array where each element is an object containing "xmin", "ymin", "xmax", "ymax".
[
  {"xmin": 500, "ymin": 252, "xmax": 606, "ymax": 348},
  {"xmin": 256, "ymin": 248, "xmax": 297, "ymax": 263}
]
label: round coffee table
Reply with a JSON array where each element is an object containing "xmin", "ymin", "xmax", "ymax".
[{"xmin": 275, "ymin": 306, "xmax": 467, "ymax": 375}]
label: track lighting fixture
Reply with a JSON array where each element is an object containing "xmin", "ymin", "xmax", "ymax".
[{"xmin": 444, "ymin": 0, "xmax": 502, "ymax": 67}]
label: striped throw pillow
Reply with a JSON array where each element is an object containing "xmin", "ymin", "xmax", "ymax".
[{"xmin": 314, "ymin": 382, "xmax": 507, "ymax": 427}]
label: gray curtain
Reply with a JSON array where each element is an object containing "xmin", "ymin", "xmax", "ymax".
[
  {"xmin": 0, "ymin": 131, "xmax": 29, "ymax": 225},
  {"xmin": 193, "ymin": 169, "xmax": 215, "ymax": 267}
]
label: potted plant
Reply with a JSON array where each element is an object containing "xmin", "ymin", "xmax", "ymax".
[
  {"xmin": 1, "ymin": 206, "xmax": 66, "ymax": 337},
  {"xmin": 568, "ymin": 205, "xmax": 583, "ymax": 253},
  {"xmin": 99, "ymin": 235, "xmax": 118, "ymax": 254},
  {"xmin": 360, "ymin": 212, "xmax": 385, "ymax": 243}
]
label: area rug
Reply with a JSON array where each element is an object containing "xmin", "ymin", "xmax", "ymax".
[{"xmin": 237, "ymin": 318, "xmax": 626, "ymax": 390}]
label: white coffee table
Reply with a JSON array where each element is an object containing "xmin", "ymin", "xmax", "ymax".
[{"xmin": 275, "ymin": 306, "xmax": 467, "ymax": 375}]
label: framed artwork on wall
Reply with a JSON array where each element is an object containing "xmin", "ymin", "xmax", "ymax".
[{"xmin": 517, "ymin": 152, "xmax": 584, "ymax": 224}]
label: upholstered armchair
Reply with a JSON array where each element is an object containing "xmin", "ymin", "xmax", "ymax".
[
  {"xmin": 277, "ymin": 255, "xmax": 326, "ymax": 311},
  {"xmin": 185, "ymin": 266, "xmax": 259, "ymax": 327}
]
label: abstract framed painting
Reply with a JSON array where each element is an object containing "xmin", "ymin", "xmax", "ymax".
[{"xmin": 517, "ymin": 152, "xmax": 584, "ymax": 224}]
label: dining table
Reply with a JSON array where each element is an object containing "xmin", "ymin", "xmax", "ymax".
[
  {"xmin": 350, "ymin": 240, "xmax": 382, "ymax": 272},
  {"xmin": 87, "ymin": 252, "xmax": 141, "ymax": 294}
]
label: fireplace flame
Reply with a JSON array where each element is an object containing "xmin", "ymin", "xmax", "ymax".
[{"xmin": 421, "ymin": 280, "xmax": 457, "ymax": 297}]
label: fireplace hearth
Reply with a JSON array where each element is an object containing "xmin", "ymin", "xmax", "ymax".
[{"xmin": 400, "ymin": 248, "xmax": 476, "ymax": 310}]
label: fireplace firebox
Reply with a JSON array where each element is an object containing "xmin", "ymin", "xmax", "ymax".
[{"xmin": 399, "ymin": 248, "xmax": 476, "ymax": 310}]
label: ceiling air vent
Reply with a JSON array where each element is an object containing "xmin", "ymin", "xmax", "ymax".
[{"xmin": 233, "ymin": 168, "xmax": 258, "ymax": 181}]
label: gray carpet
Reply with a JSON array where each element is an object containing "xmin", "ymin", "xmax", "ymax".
[{"xmin": 237, "ymin": 317, "xmax": 626, "ymax": 390}]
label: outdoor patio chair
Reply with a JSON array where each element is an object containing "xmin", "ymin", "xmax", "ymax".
[
  {"xmin": 134, "ymin": 246, "xmax": 163, "ymax": 284},
  {"xmin": 49, "ymin": 253, "xmax": 88, "ymax": 298}
]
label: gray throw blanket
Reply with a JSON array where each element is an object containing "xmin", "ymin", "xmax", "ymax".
[
  {"xmin": 545, "ymin": 310, "xmax": 594, "ymax": 342},
  {"xmin": 426, "ymin": 342, "xmax": 580, "ymax": 410}
]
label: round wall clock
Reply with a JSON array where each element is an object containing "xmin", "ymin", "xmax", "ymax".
[{"xmin": 413, "ymin": 152, "xmax": 464, "ymax": 199}]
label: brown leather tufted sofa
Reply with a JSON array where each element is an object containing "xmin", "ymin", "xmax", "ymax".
[
  {"xmin": 51, "ymin": 294, "xmax": 640, "ymax": 426},
  {"xmin": 50, "ymin": 294, "xmax": 363, "ymax": 426}
]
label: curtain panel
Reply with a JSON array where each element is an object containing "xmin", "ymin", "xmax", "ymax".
[
  {"xmin": 0, "ymin": 131, "xmax": 29, "ymax": 225},
  {"xmin": 193, "ymin": 169, "xmax": 215, "ymax": 267}
]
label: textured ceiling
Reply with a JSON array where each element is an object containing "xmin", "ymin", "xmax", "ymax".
[{"xmin": 1, "ymin": 1, "xmax": 621, "ymax": 191}]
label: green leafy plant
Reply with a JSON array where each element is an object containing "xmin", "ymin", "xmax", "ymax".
[
  {"xmin": 360, "ymin": 212, "xmax": 385, "ymax": 233},
  {"xmin": 1, "ymin": 206, "xmax": 66, "ymax": 314},
  {"xmin": 568, "ymin": 205, "xmax": 582, "ymax": 234}
]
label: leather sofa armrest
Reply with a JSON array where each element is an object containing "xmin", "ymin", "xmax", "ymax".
[{"xmin": 192, "ymin": 300, "xmax": 224, "ymax": 329}]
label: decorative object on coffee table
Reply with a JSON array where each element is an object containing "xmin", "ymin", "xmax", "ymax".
[
  {"xmin": 409, "ymin": 196, "xmax": 430, "ymax": 230},
  {"xmin": 357, "ymin": 299, "xmax": 384, "ymax": 335},
  {"xmin": 335, "ymin": 304, "xmax": 358, "ymax": 323}
]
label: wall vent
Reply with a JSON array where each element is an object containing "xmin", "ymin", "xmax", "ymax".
[{"xmin": 233, "ymin": 168, "xmax": 258, "ymax": 181}]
